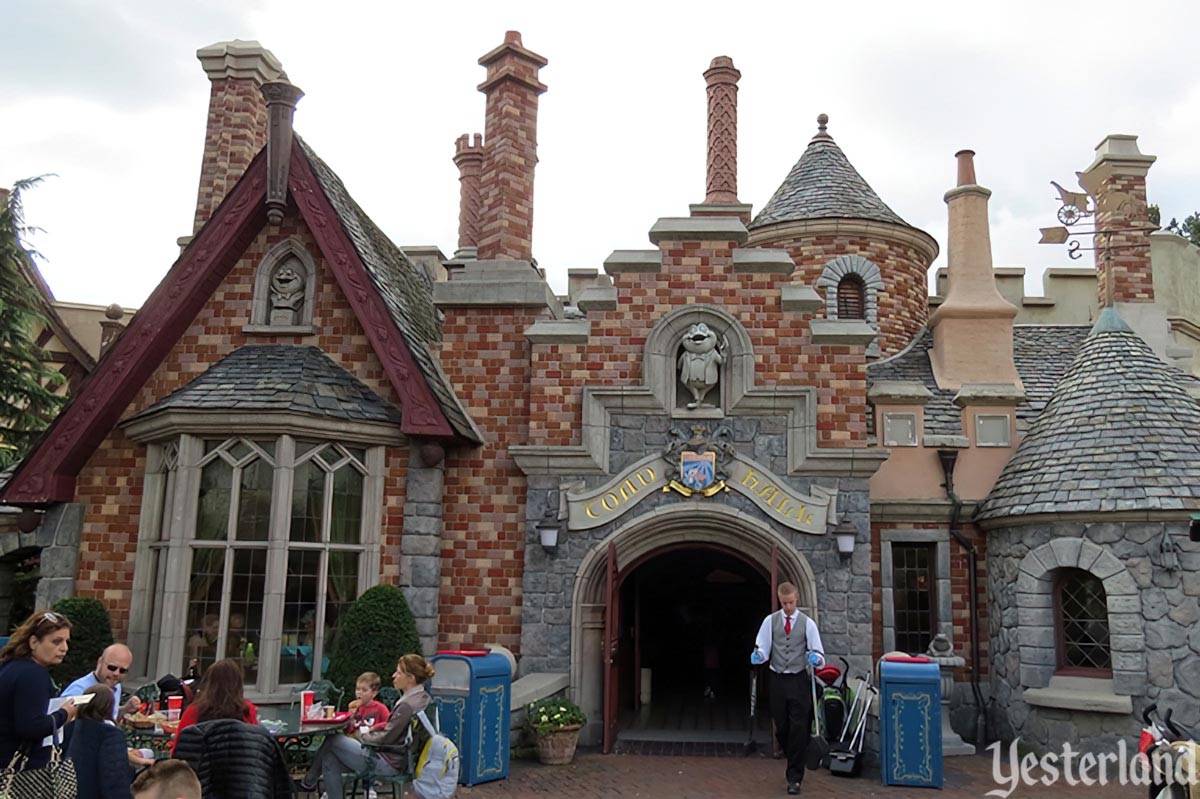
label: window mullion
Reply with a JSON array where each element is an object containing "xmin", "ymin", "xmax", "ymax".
[
  {"xmin": 260, "ymin": 435, "xmax": 296, "ymax": 692},
  {"xmin": 314, "ymin": 549, "xmax": 330, "ymax": 680},
  {"xmin": 157, "ymin": 434, "xmax": 205, "ymax": 678}
]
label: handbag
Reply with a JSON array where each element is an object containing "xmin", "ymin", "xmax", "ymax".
[{"xmin": 0, "ymin": 719, "xmax": 77, "ymax": 799}]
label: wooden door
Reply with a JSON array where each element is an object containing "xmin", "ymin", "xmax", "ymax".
[{"xmin": 603, "ymin": 541, "xmax": 619, "ymax": 753}]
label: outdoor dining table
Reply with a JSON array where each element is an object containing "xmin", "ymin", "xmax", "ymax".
[{"xmin": 123, "ymin": 715, "xmax": 348, "ymax": 768}]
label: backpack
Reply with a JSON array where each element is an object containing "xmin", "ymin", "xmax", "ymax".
[{"xmin": 410, "ymin": 707, "xmax": 460, "ymax": 799}]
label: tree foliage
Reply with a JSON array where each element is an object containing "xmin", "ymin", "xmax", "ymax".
[
  {"xmin": 49, "ymin": 596, "xmax": 114, "ymax": 687},
  {"xmin": 1149, "ymin": 204, "xmax": 1200, "ymax": 248},
  {"xmin": 0, "ymin": 178, "xmax": 66, "ymax": 467},
  {"xmin": 325, "ymin": 584, "xmax": 420, "ymax": 699}
]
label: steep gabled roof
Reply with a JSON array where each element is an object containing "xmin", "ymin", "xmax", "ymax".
[
  {"xmin": 3, "ymin": 137, "xmax": 480, "ymax": 505},
  {"xmin": 749, "ymin": 120, "xmax": 908, "ymax": 230},
  {"xmin": 128, "ymin": 345, "xmax": 403, "ymax": 424},
  {"xmin": 976, "ymin": 308, "xmax": 1200, "ymax": 521}
]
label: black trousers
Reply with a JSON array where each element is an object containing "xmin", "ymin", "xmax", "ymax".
[{"xmin": 769, "ymin": 669, "xmax": 813, "ymax": 786}]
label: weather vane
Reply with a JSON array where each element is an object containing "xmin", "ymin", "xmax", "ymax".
[{"xmin": 1038, "ymin": 169, "xmax": 1155, "ymax": 307}]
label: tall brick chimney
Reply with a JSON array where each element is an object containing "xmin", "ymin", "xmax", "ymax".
[
  {"xmin": 453, "ymin": 133, "xmax": 484, "ymax": 259},
  {"xmin": 193, "ymin": 41, "xmax": 284, "ymax": 233},
  {"xmin": 1079, "ymin": 134, "xmax": 1157, "ymax": 307},
  {"xmin": 927, "ymin": 150, "xmax": 1022, "ymax": 391},
  {"xmin": 475, "ymin": 31, "xmax": 547, "ymax": 262},
  {"xmin": 703, "ymin": 56, "xmax": 741, "ymax": 205}
]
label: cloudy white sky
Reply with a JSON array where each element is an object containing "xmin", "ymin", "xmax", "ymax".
[{"xmin": 3, "ymin": 0, "xmax": 1199, "ymax": 309}]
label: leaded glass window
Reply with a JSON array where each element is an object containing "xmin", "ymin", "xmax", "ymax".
[{"xmin": 1056, "ymin": 569, "xmax": 1111, "ymax": 673}]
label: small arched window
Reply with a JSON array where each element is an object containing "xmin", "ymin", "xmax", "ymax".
[
  {"xmin": 836, "ymin": 274, "xmax": 867, "ymax": 320},
  {"xmin": 1054, "ymin": 568, "xmax": 1111, "ymax": 675}
]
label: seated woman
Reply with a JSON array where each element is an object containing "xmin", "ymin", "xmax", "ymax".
[
  {"xmin": 298, "ymin": 654, "xmax": 434, "ymax": 797},
  {"xmin": 169, "ymin": 659, "xmax": 258, "ymax": 755},
  {"xmin": 66, "ymin": 684, "xmax": 149, "ymax": 799}
]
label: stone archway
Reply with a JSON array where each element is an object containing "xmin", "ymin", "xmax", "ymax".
[{"xmin": 568, "ymin": 503, "xmax": 816, "ymax": 744}]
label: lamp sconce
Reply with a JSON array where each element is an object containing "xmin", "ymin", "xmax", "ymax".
[
  {"xmin": 834, "ymin": 526, "xmax": 857, "ymax": 559},
  {"xmin": 537, "ymin": 511, "xmax": 561, "ymax": 555}
]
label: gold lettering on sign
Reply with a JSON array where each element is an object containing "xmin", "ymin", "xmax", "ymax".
[
  {"xmin": 737, "ymin": 467, "xmax": 820, "ymax": 527},
  {"xmin": 584, "ymin": 466, "xmax": 657, "ymax": 520}
]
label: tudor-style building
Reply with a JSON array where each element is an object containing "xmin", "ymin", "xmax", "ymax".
[{"xmin": 4, "ymin": 33, "xmax": 1200, "ymax": 756}]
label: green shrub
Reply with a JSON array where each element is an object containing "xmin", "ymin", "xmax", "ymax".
[
  {"xmin": 526, "ymin": 696, "xmax": 587, "ymax": 735},
  {"xmin": 325, "ymin": 584, "xmax": 419, "ymax": 699},
  {"xmin": 50, "ymin": 597, "xmax": 114, "ymax": 687}
]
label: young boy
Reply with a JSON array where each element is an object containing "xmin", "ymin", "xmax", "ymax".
[{"xmin": 346, "ymin": 672, "xmax": 391, "ymax": 734}]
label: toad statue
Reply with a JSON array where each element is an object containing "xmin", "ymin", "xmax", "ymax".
[
  {"xmin": 677, "ymin": 323, "xmax": 728, "ymax": 409},
  {"xmin": 269, "ymin": 261, "xmax": 305, "ymax": 325}
]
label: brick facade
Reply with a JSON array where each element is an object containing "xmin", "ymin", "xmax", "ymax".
[
  {"xmin": 1095, "ymin": 172, "xmax": 1154, "ymax": 305},
  {"xmin": 71, "ymin": 220, "xmax": 410, "ymax": 635},
  {"xmin": 194, "ymin": 78, "xmax": 269, "ymax": 233}
]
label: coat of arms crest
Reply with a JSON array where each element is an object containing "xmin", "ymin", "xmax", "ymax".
[{"xmin": 662, "ymin": 423, "xmax": 733, "ymax": 497}]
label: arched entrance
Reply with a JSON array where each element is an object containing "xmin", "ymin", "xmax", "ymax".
[{"xmin": 570, "ymin": 504, "xmax": 817, "ymax": 751}]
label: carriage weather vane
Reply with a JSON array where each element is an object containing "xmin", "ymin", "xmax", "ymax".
[{"xmin": 1038, "ymin": 168, "xmax": 1156, "ymax": 307}]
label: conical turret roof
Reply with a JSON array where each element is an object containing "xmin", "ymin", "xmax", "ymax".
[
  {"xmin": 976, "ymin": 308, "xmax": 1200, "ymax": 521},
  {"xmin": 749, "ymin": 114, "xmax": 908, "ymax": 230}
]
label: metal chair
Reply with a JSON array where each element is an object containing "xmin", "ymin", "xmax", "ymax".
[
  {"xmin": 132, "ymin": 683, "xmax": 160, "ymax": 707},
  {"xmin": 289, "ymin": 679, "xmax": 346, "ymax": 712},
  {"xmin": 343, "ymin": 740, "xmax": 411, "ymax": 799},
  {"xmin": 376, "ymin": 687, "xmax": 401, "ymax": 709}
]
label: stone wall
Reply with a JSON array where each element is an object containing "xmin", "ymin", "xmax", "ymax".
[
  {"xmin": 518, "ymin": 411, "xmax": 873, "ymax": 678},
  {"xmin": 988, "ymin": 520, "xmax": 1193, "ymax": 754}
]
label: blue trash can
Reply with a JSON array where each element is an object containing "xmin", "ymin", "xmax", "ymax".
[
  {"xmin": 879, "ymin": 657, "xmax": 942, "ymax": 788},
  {"xmin": 429, "ymin": 651, "xmax": 511, "ymax": 786}
]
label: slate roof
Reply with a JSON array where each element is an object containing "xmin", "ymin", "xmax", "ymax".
[
  {"xmin": 868, "ymin": 325, "xmax": 1093, "ymax": 437},
  {"xmin": 749, "ymin": 125, "xmax": 909, "ymax": 230},
  {"xmin": 298, "ymin": 137, "xmax": 480, "ymax": 442},
  {"xmin": 976, "ymin": 308, "xmax": 1200, "ymax": 520},
  {"xmin": 129, "ymin": 345, "xmax": 403, "ymax": 424}
]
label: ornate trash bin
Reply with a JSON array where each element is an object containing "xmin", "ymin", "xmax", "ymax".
[
  {"xmin": 879, "ymin": 655, "xmax": 942, "ymax": 788},
  {"xmin": 429, "ymin": 651, "xmax": 511, "ymax": 786}
]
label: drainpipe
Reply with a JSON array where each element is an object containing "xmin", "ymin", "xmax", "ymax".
[{"xmin": 937, "ymin": 448, "xmax": 987, "ymax": 746}]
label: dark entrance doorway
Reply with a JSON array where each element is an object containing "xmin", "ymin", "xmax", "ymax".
[{"xmin": 614, "ymin": 544, "xmax": 772, "ymax": 747}]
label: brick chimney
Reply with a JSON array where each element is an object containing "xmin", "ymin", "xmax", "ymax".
[
  {"xmin": 927, "ymin": 150, "xmax": 1022, "ymax": 391},
  {"xmin": 475, "ymin": 31, "xmax": 547, "ymax": 262},
  {"xmin": 1079, "ymin": 134, "xmax": 1157, "ymax": 307},
  {"xmin": 453, "ymin": 133, "xmax": 484, "ymax": 259},
  {"xmin": 193, "ymin": 40, "xmax": 284, "ymax": 233},
  {"xmin": 703, "ymin": 56, "xmax": 741, "ymax": 205}
]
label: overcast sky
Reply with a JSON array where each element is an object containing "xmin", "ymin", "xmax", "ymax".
[{"xmin": 4, "ymin": 0, "xmax": 1199, "ymax": 309}]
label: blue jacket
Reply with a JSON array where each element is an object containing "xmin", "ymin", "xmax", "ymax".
[
  {"xmin": 65, "ymin": 719, "xmax": 133, "ymax": 799},
  {"xmin": 0, "ymin": 658, "xmax": 70, "ymax": 770}
]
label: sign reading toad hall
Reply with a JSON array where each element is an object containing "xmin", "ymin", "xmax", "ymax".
[{"xmin": 565, "ymin": 424, "xmax": 837, "ymax": 534}]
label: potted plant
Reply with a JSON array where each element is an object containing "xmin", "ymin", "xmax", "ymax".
[{"xmin": 527, "ymin": 696, "xmax": 587, "ymax": 765}]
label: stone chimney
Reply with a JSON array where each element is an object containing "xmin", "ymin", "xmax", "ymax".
[
  {"xmin": 261, "ymin": 80, "xmax": 304, "ymax": 225},
  {"xmin": 703, "ymin": 56, "xmax": 741, "ymax": 205},
  {"xmin": 1079, "ymin": 134, "xmax": 1157, "ymax": 307},
  {"xmin": 927, "ymin": 150, "xmax": 1022, "ymax": 391},
  {"xmin": 193, "ymin": 40, "xmax": 284, "ymax": 233},
  {"xmin": 475, "ymin": 31, "xmax": 547, "ymax": 262},
  {"xmin": 453, "ymin": 133, "xmax": 484, "ymax": 260}
]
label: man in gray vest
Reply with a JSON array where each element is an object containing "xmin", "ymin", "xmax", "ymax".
[{"xmin": 751, "ymin": 581, "xmax": 825, "ymax": 795}]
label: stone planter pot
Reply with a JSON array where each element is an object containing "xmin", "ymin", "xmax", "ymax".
[{"xmin": 535, "ymin": 724, "xmax": 583, "ymax": 765}]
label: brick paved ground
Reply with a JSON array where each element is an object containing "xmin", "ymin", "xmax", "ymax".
[{"xmin": 456, "ymin": 749, "xmax": 1138, "ymax": 799}]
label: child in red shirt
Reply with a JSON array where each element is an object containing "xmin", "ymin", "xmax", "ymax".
[{"xmin": 346, "ymin": 672, "xmax": 390, "ymax": 734}]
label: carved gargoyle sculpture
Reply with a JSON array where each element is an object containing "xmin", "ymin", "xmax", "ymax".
[{"xmin": 677, "ymin": 323, "xmax": 727, "ymax": 409}]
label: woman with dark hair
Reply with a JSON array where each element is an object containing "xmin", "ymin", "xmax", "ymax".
[
  {"xmin": 0, "ymin": 610, "xmax": 79, "ymax": 771},
  {"xmin": 66, "ymin": 684, "xmax": 140, "ymax": 799},
  {"xmin": 168, "ymin": 658, "xmax": 257, "ymax": 755},
  {"xmin": 299, "ymin": 653, "xmax": 435, "ymax": 798}
]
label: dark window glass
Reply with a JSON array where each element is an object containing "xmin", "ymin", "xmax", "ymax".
[
  {"xmin": 1056, "ymin": 569, "xmax": 1111, "ymax": 672},
  {"xmin": 892, "ymin": 543, "xmax": 936, "ymax": 655},
  {"xmin": 837, "ymin": 274, "xmax": 867, "ymax": 320}
]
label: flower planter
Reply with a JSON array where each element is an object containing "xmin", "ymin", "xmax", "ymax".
[{"xmin": 535, "ymin": 723, "xmax": 583, "ymax": 765}]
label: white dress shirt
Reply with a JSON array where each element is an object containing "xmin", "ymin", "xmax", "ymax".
[{"xmin": 754, "ymin": 609, "xmax": 825, "ymax": 672}]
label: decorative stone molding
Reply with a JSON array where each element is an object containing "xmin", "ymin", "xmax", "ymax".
[
  {"xmin": 246, "ymin": 238, "xmax": 318, "ymax": 333},
  {"xmin": 1014, "ymin": 538, "xmax": 1145, "ymax": 696},
  {"xmin": 122, "ymin": 409, "xmax": 405, "ymax": 447},
  {"xmin": 745, "ymin": 218, "xmax": 940, "ymax": 264},
  {"xmin": 780, "ymin": 286, "xmax": 823, "ymax": 312},
  {"xmin": 815, "ymin": 254, "xmax": 884, "ymax": 326},
  {"xmin": 1024, "ymin": 676, "xmax": 1132, "ymax": 714},
  {"xmin": 525, "ymin": 320, "xmax": 591, "ymax": 345},
  {"xmin": 731, "ymin": 249, "xmax": 794, "ymax": 275},
  {"xmin": 809, "ymin": 319, "xmax": 877, "ymax": 345},
  {"xmin": 576, "ymin": 286, "xmax": 617, "ymax": 312},
  {"xmin": 648, "ymin": 217, "xmax": 748, "ymax": 246},
  {"xmin": 603, "ymin": 250, "xmax": 662, "ymax": 275},
  {"xmin": 433, "ymin": 259, "xmax": 561, "ymax": 313},
  {"xmin": 952, "ymin": 383, "xmax": 1025, "ymax": 407},
  {"xmin": 868, "ymin": 381, "xmax": 933, "ymax": 404}
]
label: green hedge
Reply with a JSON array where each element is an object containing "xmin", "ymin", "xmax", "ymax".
[
  {"xmin": 50, "ymin": 597, "xmax": 114, "ymax": 687},
  {"xmin": 326, "ymin": 584, "xmax": 419, "ymax": 699}
]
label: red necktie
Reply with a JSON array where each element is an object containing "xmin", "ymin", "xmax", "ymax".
[{"xmin": 784, "ymin": 614, "xmax": 792, "ymax": 636}]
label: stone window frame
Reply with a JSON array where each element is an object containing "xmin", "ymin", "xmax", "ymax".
[
  {"xmin": 1014, "ymin": 538, "xmax": 1145, "ymax": 698},
  {"xmin": 245, "ymin": 238, "xmax": 318, "ymax": 334},
  {"xmin": 882, "ymin": 413, "xmax": 918, "ymax": 447},
  {"xmin": 815, "ymin": 254, "xmax": 883, "ymax": 326},
  {"xmin": 974, "ymin": 413, "xmax": 1011, "ymax": 447},
  {"xmin": 1052, "ymin": 568, "xmax": 1112, "ymax": 676},
  {"xmin": 880, "ymin": 529, "xmax": 952, "ymax": 654},
  {"xmin": 126, "ymin": 427, "xmax": 386, "ymax": 701}
]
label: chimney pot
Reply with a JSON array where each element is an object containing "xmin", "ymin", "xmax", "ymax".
[
  {"xmin": 702, "ymin": 55, "xmax": 742, "ymax": 206},
  {"xmin": 261, "ymin": 80, "xmax": 304, "ymax": 226},
  {"xmin": 505, "ymin": 30, "xmax": 522, "ymax": 44},
  {"xmin": 955, "ymin": 149, "xmax": 977, "ymax": 186}
]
